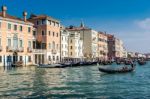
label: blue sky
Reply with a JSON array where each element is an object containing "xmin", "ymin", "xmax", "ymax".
[{"xmin": 0, "ymin": 0, "xmax": 150, "ymax": 53}]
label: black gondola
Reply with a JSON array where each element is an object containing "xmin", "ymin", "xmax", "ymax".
[{"xmin": 98, "ymin": 65, "xmax": 135, "ymax": 74}]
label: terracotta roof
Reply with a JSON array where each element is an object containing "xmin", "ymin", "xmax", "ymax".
[
  {"xmin": 0, "ymin": 12, "xmax": 31, "ymax": 23},
  {"xmin": 28, "ymin": 14, "xmax": 60, "ymax": 22}
]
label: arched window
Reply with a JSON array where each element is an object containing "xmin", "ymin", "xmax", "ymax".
[{"xmin": 13, "ymin": 34, "xmax": 18, "ymax": 49}]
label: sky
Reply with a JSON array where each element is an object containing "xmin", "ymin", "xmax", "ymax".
[{"xmin": 0, "ymin": 0, "xmax": 150, "ymax": 53}]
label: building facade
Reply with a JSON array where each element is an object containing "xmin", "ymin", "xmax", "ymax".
[
  {"xmin": 66, "ymin": 23, "xmax": 98, "ymax": 61},
  {"xmin": 107, "ymin": 34, "xmax": 125, "ymax": 59},
  {"xmin": 60, "ymin": 26, "xmax": 70, "ymax": 62},
  {"xmin": 68, "ymin": 31, "xmax": 83, "ymax": 62},
  {"xmin": 0, "ymin": 6, "xmax": 34, "ymax": 66},
  {"xmin": 98, "ymin": 32, "xmax": 108, "ymax": 60},
  {"xmin": 28, "ymin": 14, "xmax": 61, "ymax": 64}
]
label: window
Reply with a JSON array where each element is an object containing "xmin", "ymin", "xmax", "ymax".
[
  {"xmin": 33, "ymin": 31, "xmax": 36, "ymax": 36},
  {"xmin": 62, "ymin": 37, "xmax": 63, "ymax": 41},
  {"xmin": 57, "ymin": 33, "xmax": 58, "ymax": 37},
  {"xmin": 0, "ymin": 22, "xmax": 1, "ymax": 28},
  {"xmin": 8, "ymin": 23, "xmax": 11, "ymax": 30},
  {"xmin": 70, "ymin": 40, "xmax": 72, "ymax": 43},
  {"xmin": 57, "ymin": 44, "xmax": 59, "ymax": 49},
  {"xmin": 53, "ymin": 32, "xmax": 55, "ymax": 36},
  {"xmin": 57, "ymin": 56, "xmax": 59, "ymax": 60},
  {"xmin": 70, "ymin": 52, "xmax": 72, "ymax": 56},
  {"xmin": 28, "ymin": 56, "xmax": 31, "ymax": 62},
  {"xmin": 52, "ymin": 41, "xmax": 55, "ymax": 49},
  {"xmin": 20, "ymin": 56, "xmax": 23, "ymax": 61},
  {"xmin": 42, "ymin": 19, "xmax": 45, "ymax": 24},
  {"xmin": 49, "ymin": 43, "xmax": 51, "ymax": 49},
  {"xmin": 20, "ymin": 26, "xmax": 23, "ymax": 31},
  {"xmin": 8, "ymin": 39, "xmax": 11, "ymax": 47},
  {"xmin": 19, "ymin": 40, "xmax": 23, "ymax": 47},
  {"xmin": 14, "ymin": 25, "xmax": 17, "ymax": 31},
  {"xmin": 70, "ymin": 46, "xmax": 72, "ymax": 49},
  {"xmin": 49, "ymin": 20, "xmax": 51, "ymax": 25},
  {"xmin": 28, "ymin": 27, "xmax": 31, "ymax": 33},
  {"xmin": 49, "ymin": 56, "xmax": 51, "ymax": 61},
  {"xmin": 28, "ymin": 41, "xmax": 31, "ymax": 48},
  {"xmin": 37, "ymin": 21, "xmax": 39, "ymax": 25},
  {"xmin": 42, "ymin": 30, "xmax": 45, "ymax": 35},
  {"xmin": 49, "ymin": 31, "xmax": 50, "ymax": 36},
  {"xmin": 0, "ymin": 56, "xmax": 2, "ymax": 63},
  {"xmin": 53, "ymin": 56, "xmax": 55, "ymax": 61}
]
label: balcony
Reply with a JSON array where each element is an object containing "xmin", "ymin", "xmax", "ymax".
[
  {"xmin": 6, "ymin": 46, "xmax": 13, "ymax": 52},
  {"xmin": 32, "ymin": 49, "xmax": 47, "ymax": 53},
  {"xmin": 27, "ymin": 47, "xmax": 32, "ymax": 53},
  {"xmin": 0, "ymin": 46, "xmax": 2, "ymax": 51},
  {"xmin": 18, "ymin": 47, "xmax": 24, "ymax": 52},
  {"xmin": 52, "ymin": 49, "xmax": 57, "ymax": 54}
]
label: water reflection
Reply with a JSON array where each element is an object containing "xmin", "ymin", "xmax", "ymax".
[{"xmin": 0, "ymin": 62, "xmax": 150, "ymax": 98}]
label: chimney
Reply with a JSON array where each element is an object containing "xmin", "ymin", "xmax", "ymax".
[
  {"xmin": 23, "ymin": 11, "xmax": 27, "ymax": 22},
  {"xmin": 1, "ymin": 6, "xmax": 7, "ymax": 17}
]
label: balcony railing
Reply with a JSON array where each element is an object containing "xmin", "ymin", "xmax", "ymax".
[
  {"xmin": 18, "ymin": 47, "xmax": 24, "ymax": 52},
  {"xmin": 27, "ymin": 47, "xmax": 32, "ymax": 53},
  {"xmin": 6, "ymin": 46, "xmax": 13, "ymax": 52},
  {"xmin": 52, "ymin": 49, "xmax": 57, "ymax": 54},
  {"xmin": 32, "ymin": 49, "xmax": 47, "ymax": 53},
  {"xmin": 0, "ymin": 46, "xmax": 2, "ymax": 51}
]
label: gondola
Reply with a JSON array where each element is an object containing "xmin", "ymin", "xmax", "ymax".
[
  {"xmin": 98, "ymin": 65, "xmax": 135, "ymax": 74},
  {"xmin": 138, "ymin": 61, "xmax": 146, "ymax": 65}
]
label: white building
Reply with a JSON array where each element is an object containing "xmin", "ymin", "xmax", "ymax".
[
  {"xmin": 68, "ymin": 31, "xmax": 83, "ymax": 62},
  {"xmin": 60, "ymin": 27, "xmax": 69, "ymax": 62},
  {"xmin": 66, "ymin": 23, "xmax": 98, "ymax": 61}
]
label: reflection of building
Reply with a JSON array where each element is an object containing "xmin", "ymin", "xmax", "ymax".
[
  {"xmin": 98, "ymin": 32, "xmax": 108, "ymax": 60},
  {"xmin": 66, "ymin": 22, "xmax": 98, "ymax": 60},
  {"xmin": 60, "ymin": 26, "xmax": 70, "ymax": 62},
  {"xmin": 28, "ymin": 14, "xmax": 61, "ymax": 64},
  {"xmin": 107, "ymin": 34, "xmax": 125, "ymax": 59},
  {"xmin": 68, "ymin": 31, "xmax": 83, "ymax": 62},
  {"xmin": 0, "ymin": 6, "xmax": 34, "ymax": 66}
]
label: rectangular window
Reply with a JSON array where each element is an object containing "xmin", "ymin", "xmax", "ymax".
[
  {"xmin": 49, "ymin": 56, "xmax": 51, "ymax": 61},
  {"xmin": 42, "ymin": 30, "xmax": 45, "ymax": 35},
  {"xmin": 42, "ymin": 19, "xmax": 45, "ymax": 24},
  {"xmin": 57, "ymin": 33, "xmax": 58, "ymax": 37},
  {"xmin": 49, "ymin": 31, "xmax": 50, "ymax": 36},
  {"xmin": 71, "ymin": 52, "xmax": 72, "ymax": 56},
  {"xmin": 28, "ymin": 41, "xmax": 31, "ymax": 48},
  {"xmin": 28, "ymin": 56, "xmax": 31, "ymax": 62},
  {"xmin": 8, "ymin": 23, "xmax": 11, "ymax": 30},
  {"xmin": 20, "ymin": 26, "xmax": 23, "ymax": 31},
  {"xmin": 49, "ymin": 43, "xmax": 51, "ymax": 49},
  {"xmin": 20, "ymin": 40, "xmax": 23, "ymax": 47},
  {"xmin": 57, "ymin": 56, "xmax": 59, "ymax": 60},
  {"xmin": 28, "ymin": 27, "xmax": 31, "ymax": 33},
  {"xmin": 14, "ymin": 25, "xmax": 17, "ymax": 31},
  {"xmin": 8, "ymin": 39, "xmax": 11, "ymax": 47},
  {"xmin": 20, "ymin": 56, "xmax": 23, "ymax": 61},
  {"xmin": 37, "ymin": 21, "xmax": 39, "ymax": 25},
  {"xmin": 33, "ymin": 31, "xmax": 36, "ymax": 36},
  {"xmin": 0, "ymin": 56, "xmax": 2, "ymax": 63},
  {"xmin": 70, "ymin": 46, "xmax": 72, "ymax": 49},
  {"xmin": 53, "ymin": 32, "xmax": 55, "ymax": 36},
  {"xmin": 53, "ymin": 56, "xmax": 55, "ymax": 61}
]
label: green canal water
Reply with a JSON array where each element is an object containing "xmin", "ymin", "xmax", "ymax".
[{"xmin": 0, "ymin": 62, "xmax": 150, "ymax": 99}]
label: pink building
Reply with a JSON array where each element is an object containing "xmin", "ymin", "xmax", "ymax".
[{"xmin": 0, "ymin": 6, "xmax": 34, "ymax": 66}]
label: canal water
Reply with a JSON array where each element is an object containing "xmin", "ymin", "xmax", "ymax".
[{"xmin": 0, "ymin": 62, "xmax": 150, "ymax": 99}]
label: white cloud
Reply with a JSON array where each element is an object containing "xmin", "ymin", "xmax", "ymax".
[{"xmin": 137, "ymin": 18, "xmax": 150, "ymax": 30}]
